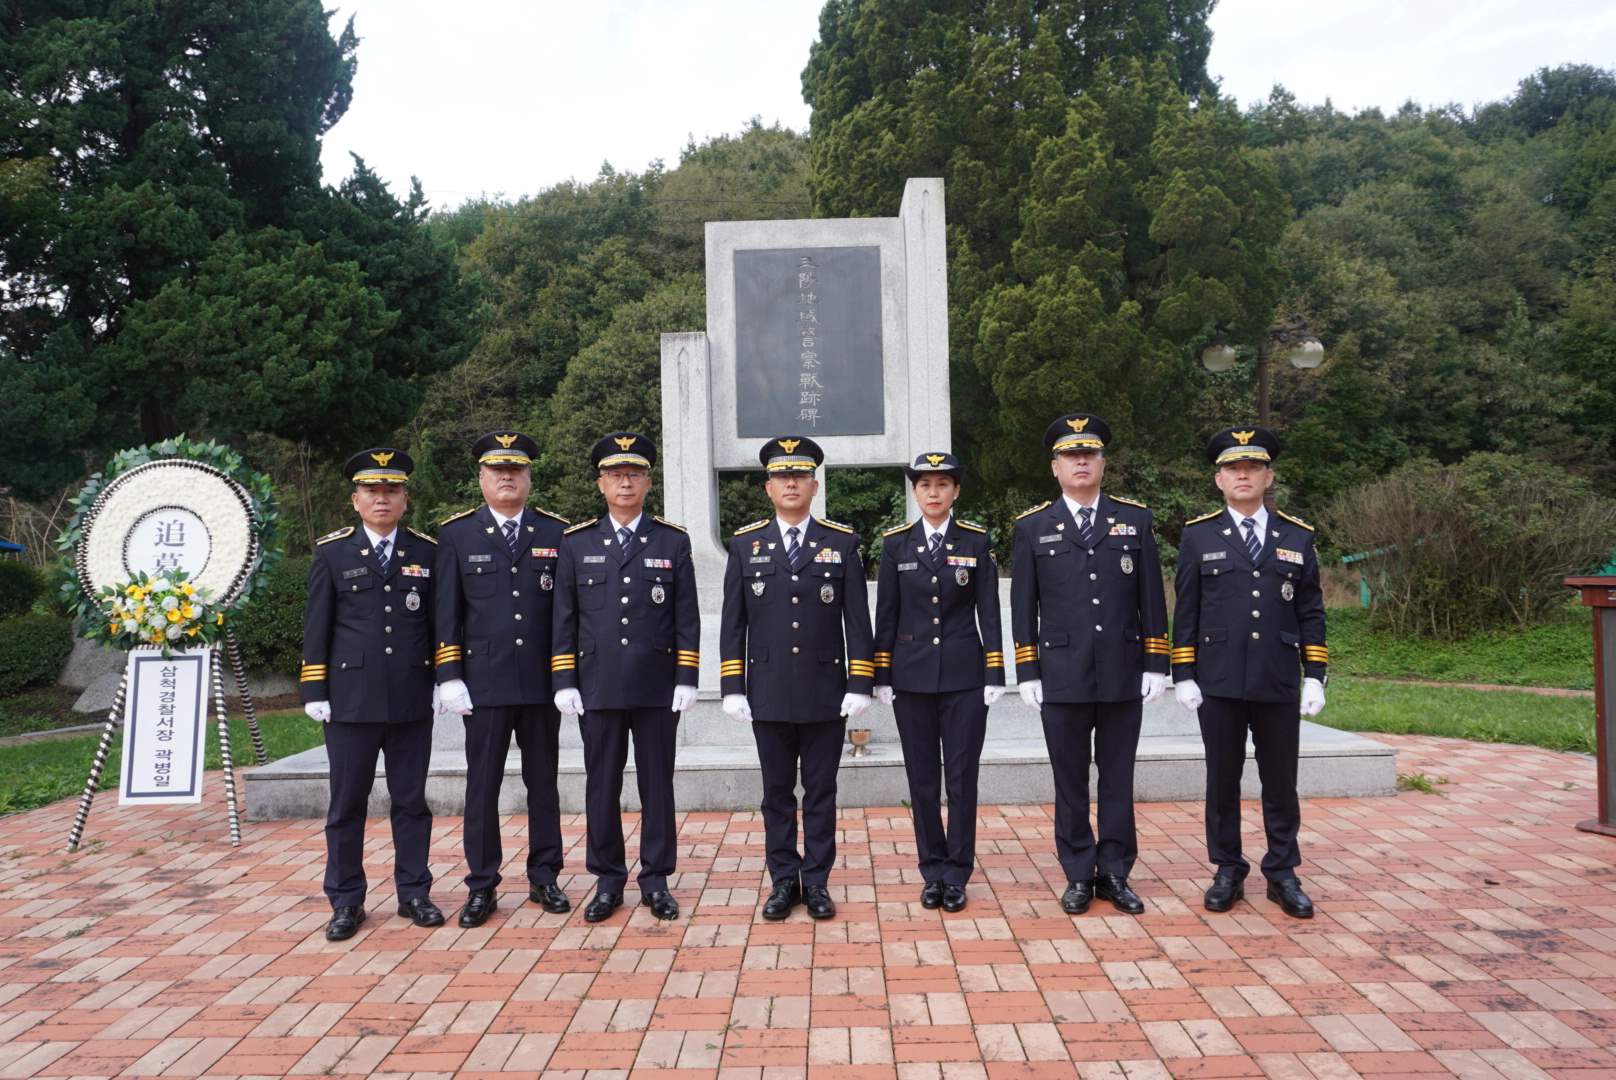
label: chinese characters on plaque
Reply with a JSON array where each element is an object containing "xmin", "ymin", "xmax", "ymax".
[{"xmin": 126, "ymin": 507, "xmax": 212, "ymax": 579}]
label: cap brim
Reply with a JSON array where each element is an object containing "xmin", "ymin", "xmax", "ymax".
[
  {"xmin": 479, "ymin": 453, "xmax": 532, "ymax": 466},
  {"xmin": 1215, "ymin": 447, "xmax": 1272, "ymax": 465},
  {"xmin": 597, "ymin": 453, "xmax": 652, "ymax": 469},
  {"xmin": 352, "ymin": 469, "xmax": 410, "ymax": 484},
  {"xmin": 1051, "ymin": 435, "xmax": 1106, "ymax": 453},
  {"xmin": 765, "ymin": 459, "xmax": 818, "ymax": 473}
]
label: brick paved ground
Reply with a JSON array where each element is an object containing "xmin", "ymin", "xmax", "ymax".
[{"xmin": 1, "ymin": 733, "xmax": 1613, "ymax": 1079}]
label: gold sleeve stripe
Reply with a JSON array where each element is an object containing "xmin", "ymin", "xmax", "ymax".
[
  {"xmin": 1302, "ymin": 646, "xmax": 1329, "ymax": 662},
  {"xmin": 1170, "ymin": 648, "xmax": 1196, "ymax": 664},
  {"xmin": 550, "ymin": 661, "xmax": 577, "ymax": 672},
  {"xmin": 677, "ymin": 657, "xmax": 701, "ymax": 668},
  {"xmin": 874, "ymin": 657, "xmax": 892, "ymax": 668},
  {"xmin": 848, "ymin": 661, "xmax": 876, "ymax": 676},
  {"xmin": 1144, "ymin": 636, "xmax": 1170, "ymax": 647},
  {"xmin": 676, "ymin": 650, "xmax": 701, "ymax": 658},
  {"xmin": 873, "ymin": 651, "xmax": 893, "ymax": 661},
  {"xmin": 720, "ymin": 661, "xmax": 745, "ymax": 674}
]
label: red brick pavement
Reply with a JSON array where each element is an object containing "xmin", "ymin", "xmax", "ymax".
[{"xmin": 1, "ymin": 733, "xmax": 1613, "ymax": 1079}]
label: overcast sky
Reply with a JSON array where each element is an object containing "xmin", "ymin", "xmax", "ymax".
[{"xmin": 318, "ymin": 0, "xmax": 1616, "ymax": 210}]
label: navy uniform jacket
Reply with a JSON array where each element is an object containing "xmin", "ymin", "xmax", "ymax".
[
  {"xmin": 1172, "ymin": 508, "xmax": 1328, "ymax": 703},
  {"xmin": 300, "ymin": 524, "xmax": 437, "ymax": 723},
  {"xmin": 720, "ymin": 517, "xmax": 876, "ymax": 723},
  {"xmin": 873, "ymin": 519, "xmax": 1005, "ymax": 693},
  {"xmin": 432, "ymin": 504, "xmax": 570, "ymax": 707},
  {"xmin": 1011, "ymin": 494, "xmax": 1170, "ymax": 703},
  {"xmin": 550, "ymin": 514, "xmax": 700, "ymax": 709}
]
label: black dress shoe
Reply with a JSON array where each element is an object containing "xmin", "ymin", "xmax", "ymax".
[
  {"xmin": 920, "ymin": 881, "xmax": 944, "ymax": 909},
  {"xmin": 761, "ymin": 879, "xmax": 801, "ymax": 921},
  {"xmin": 1266, "ymin": 877, "xmax": 1314, "ymax": 919},
  {"xmin": 803, "ymin": 885, "xmax": 836, "ymax": 920},
  {"xmin": 1204, "ymin": 872, "xmax": 1244, "ymax": 912},
  {"xmin": 941, "ymin": 884, "xmax": 968, "ymax": 913},
  {"xmin": 457, "ymin": 888, "xmax": 497, "ymax": 928},
  {"xmin": 584, "ymin": 891, "xmax": 623, "ymax": 923},
  {"xmin": 1093, "ymin": 874, "xmax": 1145, "ymax": 915},
  {"xmin": 641, "ymin": 889, "xmax": 679, "ymax": 921},
  {"xmin": 397, "ymin": 896, "xmax": 445, "ymax": 927},
  {"xmin": 326, "ymin": 905, "xmax": 366, "ymax": 941},
  {"xmin": 530, "ymin": 883, "xmax": 571, "ymax": 914},
  {"xmin": 1060, "ymin": 881, "xmax": 1092, "ymax": 914}
]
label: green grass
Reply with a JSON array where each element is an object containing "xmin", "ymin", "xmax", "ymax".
[
  {"xmin": 0, "ymin": 709, "xmax": 322, "ymax": 816},
  {"xmin": 1328, "ymin": 606, "xmax": 1593, "ymax": 690},
  {"xmin": 0, "ymin": 684, "xmax": 86, "ymax": 737},
  {"xmin": 1317, "ymin": 677, "xmax": 1596, "ymax": 754}
]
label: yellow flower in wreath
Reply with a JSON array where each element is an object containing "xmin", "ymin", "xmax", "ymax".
[
  {"xmin": 181, "ymin": 603, "xmax": 197, "ymax": 620},
  {"xmin": 180, "ymin": 583, "xmax": 196, "ymax": 597},
  {"xmin": 166, "ymin": 609, "xmax": 183, "ymax": 624}
]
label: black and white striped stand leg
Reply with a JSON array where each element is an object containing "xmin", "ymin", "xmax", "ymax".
[
  {"xmin": 211, "ymin": 651, "xmax": 242, "ymax": 847},
  {"xmin": 224, "ymin": 631, "xmax": 268, "ymax": 765},
  {"xmin": 66, "ymin": 669, "xmax": 129, "ymax": 853}
]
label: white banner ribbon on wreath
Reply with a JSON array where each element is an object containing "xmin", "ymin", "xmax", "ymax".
[{"xmin": 118, "ymin": 647, "xmax": 210, "ymax": 805}]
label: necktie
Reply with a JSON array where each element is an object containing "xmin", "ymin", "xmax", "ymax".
[
  {"xmin": 1242, "ymin": 517, "xmax": 1261, "ymax": 561},
  {"xmin": 375, "ymin": 538, "xmax": 390, "ymax": 572},
  {"xmin": 502, "ymin": 519, "xmax": 519, "ymax": 558},
  {"xmin": 1076, "ymin": 505, "xmax": 1094, "ymax": 547},
  {"xmin": 618, "ymin": 525, "xmax": 633, "ymax": 553},
  {"xmin": 927, "ymin": 531, "xmax": 944, "ymax": 567},
  {"xmin": 786, "ymin": 526, "xmax": 803, "ymax": 571}
]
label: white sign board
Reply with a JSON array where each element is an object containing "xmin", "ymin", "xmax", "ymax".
[{"xmin": 118, "ymin": 649, "xmax": 210, "ymax": 805}]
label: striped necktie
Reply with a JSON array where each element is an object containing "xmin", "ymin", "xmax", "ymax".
[
  {"xmin": 1242, "ymin": 517, "xmax": 1261, "ymax": 561},
  {"xmin": 502, "ymin": 519, "xmax": 519, "ymax": 557},
  {"xmin": 1076, "ymin": 505, "xmax": 1094, "ymax": 547},
  {"xmin": 786, "ymin": 526, "xmax": 803, "ymax": 571}
]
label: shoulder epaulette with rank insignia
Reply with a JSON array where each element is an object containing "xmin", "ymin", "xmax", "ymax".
[
  {"xmin": 1111, "ymin": 495, "xmax": 1148, "ymax": 509},
  {"xmin": 883, "ymin": 521, "xmax": 915, "ymax": 538},
  {"xmin": 406, "ymin": 526, "xmax": 437, "ymax": 545},
  {"xmin": 734, "ymin": 519, "xmax": 770, "ymax": 536},
  {"xmin": 1185, "ymin": 509, "xmax": 1222, "ymax": 526},
  {"xmin": 1015, "ymin": 501, "xmax": 1051, "ymax": 520},
  {"xmin": 563, "ymin": 517, "xmax": 598, "ymax": 535},
  {"xmin": 532, "ymin": 505, "xmax": 571, "ymax": 526},
  {"xmin": 652, "ymin": 515, "xmax": 686, "ymax": 532},
  {"xmin": 956, "ymin": 519, "xmax": 988, "ymax": 533},
  {"xmin": 439, "ymin": 506, "xmax": 477, "ymax": 526},
  {"xmin": 1276, "ymin": 509, "xmax": 1315, "ymax": 531},
  {"xmin": 315, "ymin": 526, "xmax": 354, "ymax": 546},
  {"xmin": 818, "ymin": 518, "xmax": 854, "ymax": 533}
]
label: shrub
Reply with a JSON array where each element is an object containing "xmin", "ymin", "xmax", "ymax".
[
  {"xmin": 1324, "ymin": 452, "xmax": 1616, "ymax": 637},
  {"xmin": 0, "ymin": 613, "xmax": 73, "ymax": 696},
  {"xmin": 228, "ymin": 554, "xmax": 311, "ymax": 677},
  {"xmin": 0, "ymin": 561, "xmax": 42, "ymax": 617}
]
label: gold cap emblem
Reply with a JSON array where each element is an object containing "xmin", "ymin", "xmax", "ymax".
[
  {"xmin": 370, "ymin": 450, "xmax": 395, "ymax": 466},
  {"xmin": 1066, "ymin": 417, "xmax": 1089, "ymax": 432},
  {"xmin": 926, "ymin": 454, "xmax": 945, "ymax": 467},
  {"xmin": 614, "ymin": 435, "xmax": 635, "ymax": 451},
  {"xmin": 1232, "ymin": 430, "xmax": 1256, "ymax": 445},
  {"xmin": 495, "ymin": 434, "xmax": 518, "ymax": 448},
  {"xmin": 779, "ymin": 438, "xmax": 801, "ymax": 454}
]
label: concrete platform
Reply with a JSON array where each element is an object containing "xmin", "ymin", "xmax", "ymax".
[{"xmin": 243, "ymin": 696, "xmax": 1397, "ymax": 819}]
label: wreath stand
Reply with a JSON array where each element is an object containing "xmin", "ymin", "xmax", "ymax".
[{"xmin": 65, "ymin": 631, "xmax": 269, "ymax": 853}]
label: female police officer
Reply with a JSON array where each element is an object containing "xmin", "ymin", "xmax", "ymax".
[{"xmin": 872, "ymin": 452, "xmax": 1004, "ymax": 912}]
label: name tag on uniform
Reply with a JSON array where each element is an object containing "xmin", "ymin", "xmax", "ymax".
[
  {"xmin": 1276, "ymin": 548, "xmax": 1304, "ymax": 564},
  {"xmin": 1108, "ymin": 524, "xmax": 1137, "ymax": 536},
  {"xmin": 467, "ymin": 554, "xmax": 492, "ymax": 563},
  {"xmin": 1201, "ymin": 551, "xmax": 1226, "ymax": 562},
  {"xmin": 400, "ymin": 565, "xmax": 430, "ymax": 578},
  {"xmin": 531, "ymin": 547, "xmax": 557, "ymax": 559},
  {"xmin": 813, "ymin": 548, "xmax": 842, "ymax": 563},
  {"xmin": 749, "ymin": 555, "xmax": 772, "ymax": 564},
  {"xmin": 342, "ymin": 567, "xmax": 369, "ymax": 579},
  {"xmin": 946, "ymin": 555, "xmax": 977, "ymax": 567},
  {"xmin": 644, "ymin": 557, "xmax": 672, "ymax": 569},
  {"xmin": 896, "ymin": 561, "xmax": 919, "ymax": 572},
  {"xmin": 1038, "ymin": 534, "xmax": 1063, "ymax": 544},
  {"xmin": 583, "ymin": 554, "xmax": 607, "ymax": 564}
]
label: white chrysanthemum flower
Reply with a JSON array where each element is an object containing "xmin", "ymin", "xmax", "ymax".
[
  {"xmin": 149, "ymin": 578, "xmax": 172, "ymax": 593},
  {"xmin": 123, "ymin": 619, "xmax": 140, "ymax": 634},
  {"xmin": 161, "ymin": 595, "xmax": 180, "ymax": 611},
  {"xmin": 166, "ymin": 624, "xmax": 183, "ymax": 640},
  {"xmin": 148, "ymin": 613, "xmax": 167, "ymax": 628}
]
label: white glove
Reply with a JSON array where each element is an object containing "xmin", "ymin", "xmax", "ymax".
[
  {"xmin": 553, "ymin": 688, "xmax": 584, "ymax": 717},
  {"xmin": 984, "ymin": 685, "xmax": 1005, "ymax": 706},
  {"xmin": 722, "ymin": 693, "xmax": 753, "ymax": 723},
  {"xmin": 304, "ymin": 700, "xmax": 331, "ymax": 724},
  {"xmin": 1300, "ymin": 677, "xmax": 1326, "ymax": 717},
  {"xmin": 671, "ymin": 685, "xmax": 699, "ymax": 712},
  {"xmin": 874, "ymin": 685, "xmax": 895, "ymax": 705},
  {"xmin": 1141, "ymin": 672, "xmax": 1170, "ymax": 705},
  {"xmin": 431, "ymin": 683, "xmax": 443, "ymax": 718},
  {"xmin": 840, "ymin": 692, "xmax": 872, "ymax": 720},
  {"xmin": 440, "ymin": 678, "xmax": 474, "ymax": 716},
  {"xmin": 1018, "ymin": 679, "xmax": 1043, "ymax": 708},
  {"xmin": 1175, "ymin": 679, "xmax": 1203, "ymax": 712}
]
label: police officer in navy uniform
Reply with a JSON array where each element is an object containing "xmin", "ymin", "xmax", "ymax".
[
  {"xmin": 301, "ymin": 448, "xmax": 444, "ymax": 941},
  {"xmin": 1172, "ymin": 426, "xmax": 1327, "ymax": 919},
  {"xmin": 1011, "ymin": 414, "xmax": 1171, "ymax": 917},
  {"xmin": 873, "ymin": 452, "xmax": 1004, "ymax": 913},
  {"xmin": 551, "ymin": 432, "xmax": 699, "ymax": 924},
  {"xmin": 433, "ymin": 431, "xmax": 572, "ymax": 927},
  {"xmin": 720, "ymin": 436, "xmax": 876, "ymax": 921}
]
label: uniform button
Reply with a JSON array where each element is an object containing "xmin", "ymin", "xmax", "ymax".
[
  {"xmin": 384, "ymin": 646, "xmax": 393, "ymax": 655},
  {"xmin": 513, "ymin": 590, "xmax": 520, "ymax": 597},
  {"xmin": 931, "ymin": 576, "xmax": 938, "ymax": 584},
  {"xmin": 1092, "ymin": 597, "xmax": 1100, "ymax": 605},
  {"xmin": 621, "ymin": 617, "xmax": 629, "ymax": 625},
  {"xmin": 384, "ymin": 585, "xmax": 392, "ymax": 592},
  {"xmin": 931, "ymin": 596, "xmax": 939, "ymax": 604},
  {"xmin": 1252, "ymin": 590, "xmax": 1260, "ymax": 597},
  {"xmin": 932, "ymin": 617, "xmax": 940, "ymax": 625},
  {"xmin": 1251, "ymin": 610, "xmax": 1260, "ymax": 619},
  {"xmin": 932, "ymin": 637, "xmax": 940, "ymax": 645},
  {"xmin": 1048, "ymin": 549, "xmax": 1056, "ymax": 555},
  {"xmin": 516, "ymin": 638, "xmax": 524, "ymax": 646},
  {"xmin": 620, "ymin": 596, "xmax": 629, "ymax": 605},
  {"xmin": 1251, "ymin": 631, "xmax": 1260, "ymax": 639},
  {"xmin": 792, "ymin": 621, "xmax": 799, "ymax": 629},
  {"xmin": 514, "ymin": 613, "xmax": 522, "ymax": 620},
  {"xmin": 384, "ymin": 625, "xmax": 393, "ymax": 633},
  {"xmin": 1087, "ymin": 548, "xmax": 1095, "ymax": 556},
  {"xmin": 791, "ymin": 574, "xmax": 799, "ymax": 581},
  {"xmin": 340, "ymin": 662, "xmax": 347, "ymax": 669},
  {"xmin": 1089, "ymin": 572, "xmax": 1098, "ymax": 580},
  {"xmin": 791, "ymin": 597, "xmax": 800, "ymax": 605},
  {"xmin": 1095, "ymin": 624, "xmax": 1103, "ymax": 632},
  {"xmin": 1252, "ymin": 570, "xmax": 1260, "ymax": 578},
  {"xmin": 511, "ymin": 566, "xmax": 517, "ymax": 574},
  {"xmin": 792, "ymin": 646, "xmax": 800, "ymax": 654},
  {"xmin": 384, "ymin": 605, "xmax": 392, "ymax": 613},
  {"xmin": 623, "ymin": 576, "xmax": 631, "ymax": 584},
  {"xmin": 621, "ymin": 637, "xmax": 629, "ymax": 645}
]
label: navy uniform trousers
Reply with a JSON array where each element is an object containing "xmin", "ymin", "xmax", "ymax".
[
  {"xmin": 323, "ymin": 719, "xmax": 433, "ymax": 907},
  {"xmin": 462, "ymin": 705, "xmax": 564, "ymax": 891},
  {"xmin": 892, "ymin": 691, "xmax": 988, "ymax": 885}
]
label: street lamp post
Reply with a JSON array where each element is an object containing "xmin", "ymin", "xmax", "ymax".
[{"xmin": 1201, "ymin": 315, "xmax": 1324, "ymax": 427}]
